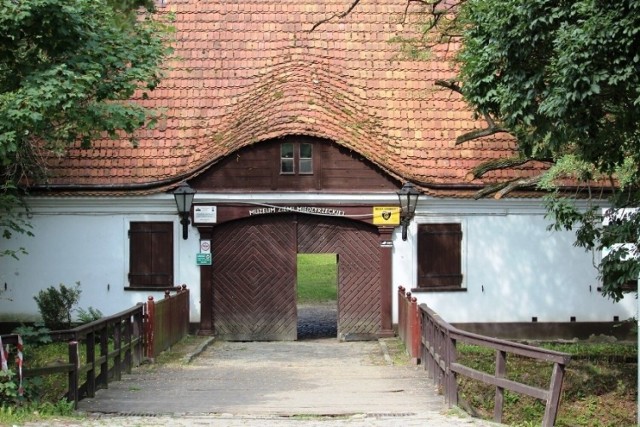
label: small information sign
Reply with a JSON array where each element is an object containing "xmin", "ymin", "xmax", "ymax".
[
  {"xmin": 196, "ymin": 253, "xmax": 212, "ymax": 266},
  {"xmin": 372, "ymin": 206, "xmax": 400, "ymax": 225},
  {"xmin": 194, "ymin": 205, "xmax": 217, "ymax": 224},
  {"xmin": 200, "ymin": 240, "xmax": 211, "ymax": 254}
]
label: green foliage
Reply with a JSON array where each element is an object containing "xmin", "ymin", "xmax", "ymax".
[
  {"xmin": 12, "ymin": 323, "xmax": 51, "ymax": 348},
  {"xmin": 76, "ymin": 306, "xmax": 103, "ymax": 324},
  {"xmin": 457, "ymin": 342, "xmax": 637, "ymax": 426},
  {"xmin": 0, "ymin": 369, "xmax": 19, "ymax": 406},
  {"xmin": 0, "ymin": 400, "xmax": 76, "ymax": 425},
  {"xmin": 33, "ymin": 282, "xmax": 81, "ymax": 330},
  {"xmin": 422, "ymin": 0, "xmax": 640, "ymax": 301},
  {"xmin": 457, "ymin": 0, "xmax": 640, "ymax": 166},
  {"xmin": 0, "ymin": 351, "xmax": 43, "ymax": 406},
  {"xmin": 0, "ymin": 0, "xmax": 173, "ymax": 243},
  {"xmin": 0, "ymin": 183, "xmax": 33, "ymax": 259}
]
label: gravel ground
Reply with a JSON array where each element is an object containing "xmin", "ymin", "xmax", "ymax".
[{"xmin": 297, "ymin": 303, "xmax": 337, "ymax": 340}]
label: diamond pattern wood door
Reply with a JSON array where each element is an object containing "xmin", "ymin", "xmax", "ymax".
[
  {"xmin": 297, "ymin": 216, "xmax": 380, "ymax": 340},
  {"xmin": 211, "ymin": 215, "xmax": 297, "ymax": 341}
]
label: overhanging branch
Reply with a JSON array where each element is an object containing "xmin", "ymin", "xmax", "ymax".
[
  {"xmin": 310, "ymin": 0, "xmax": 362, "ymax": 32},
  {"xmin": 473, "ymin": 174, "xmax": 542, "ymax": 199},
  {"xmin": 435, "ymin": 79, "xmax": 509, "ymax": 144},
  {"xmin": 465, "ymin": 156, "xmax": 530, "ymax": 181}
]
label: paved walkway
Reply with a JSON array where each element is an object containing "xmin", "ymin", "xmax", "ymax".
[{"xmin": 27, "ymin": 337, "xmax": 498, "ymax": 427}]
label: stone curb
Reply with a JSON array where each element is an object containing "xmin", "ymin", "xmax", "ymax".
[{"xmin": 182, "ymin": 336, "xmax": 215, "ymax": 364}]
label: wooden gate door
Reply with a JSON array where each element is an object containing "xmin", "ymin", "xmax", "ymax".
[
  {"xmin": 298, "ymin": 216, "xmax": 381, "ymax": 340},
  {"xmin": 211, "ymin": 215, "xmax": 297, "ymax": 340}
]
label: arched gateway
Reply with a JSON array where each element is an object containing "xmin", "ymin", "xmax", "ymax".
[
  {"xmin": 191, "ymin": 135, "xmax": 400, "ymax": 341},
  {"xmin": 209, "ymin": 213, "xmax": 381, "ymax": 341}
]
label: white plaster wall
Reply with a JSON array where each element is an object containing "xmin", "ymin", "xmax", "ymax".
[
  {"xmin": 0, "ymin": 196, "xmax": 202, "ymax": 324},
  {"xmin": 1, "ymin": 193, "xmax": 635, "ymax": 327},
  {"xmin": 392, "ymin": 198, "xmax": 637, "ymax": 324}
]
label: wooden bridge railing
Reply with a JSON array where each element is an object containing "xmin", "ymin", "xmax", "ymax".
[
  {"xmin": 145, "ymin": 284, "xmax": 190, "ymax": 360},
  {"xmin": 0, "ymin": 285, "xmax": 191, "ymax": 408},
  {"xmin": 397, "ymin": 286, "xmax": 421, "ymax": 364},
  {"xmin": 419, "ymin": 302, "xmax": 571, "ymax": 427},
  {"xmin": 1, "ymin": 303, "xmax": 144, "ymax": 408}
]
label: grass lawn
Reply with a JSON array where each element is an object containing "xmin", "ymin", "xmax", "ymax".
[
  {"xmin": 296, "ymin": 253, "xmax": 337, "ymax": 304},
  {"xmin": 456, "ymin": 342, "xmax": 637, "ymax": 427}
]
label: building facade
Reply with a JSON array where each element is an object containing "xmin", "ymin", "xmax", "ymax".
[{"xmin": 0, "ymin": 0, "xmax": 634, "ymax": 339}]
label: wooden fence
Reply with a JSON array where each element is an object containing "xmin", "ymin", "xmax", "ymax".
[
  {"xmin": 145, "ymin": 285, "xmax": 190, "ymax": 360},
  {"xmin": 396, "ymin": 286, "xmax": 421, "ymax": 364},
  {"xmin": 419, "ymin": 302, "xmax": 571, "ymax": 427},
  {"xmin": 0, "ymin": 285, "xmax": 190, "ymax": 408}
]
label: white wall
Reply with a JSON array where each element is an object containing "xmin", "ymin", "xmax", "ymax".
[
  {"xmin": 392, "ymin": 198, "xmax": 637, "ymax": 323},
  {"xmin": 1, "ymin": 193, "xmax": 635, "ymax": 327},
  {"xmin": 0, "ymin": 196, "xmax": 201, "ymax": 323}
]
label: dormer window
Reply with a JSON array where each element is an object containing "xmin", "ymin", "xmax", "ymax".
[{"xmin": 280, "ymin": 142, "xmax": 313, "ymax": 175}]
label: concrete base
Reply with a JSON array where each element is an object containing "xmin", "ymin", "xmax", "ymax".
[{"xmin": 452, "ymin": 321, "xmax": 636, "ymax": 341}]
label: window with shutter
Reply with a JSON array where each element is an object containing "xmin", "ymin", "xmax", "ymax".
[
  {"xmin": 417, "ymin": 223, "xmax": 463, "ymax": 290},
  {"xmin": 128, "ymin": 222, "xmax": 174, "ymax": 288}
]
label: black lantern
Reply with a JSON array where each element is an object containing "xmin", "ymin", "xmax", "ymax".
[
  {"xmin": 397, "ymin": 182, "xmax": 420, "ymax": 241},
  {"xmin": 173, "ymin": 182, "xmax": 196, "ymax": 240}
]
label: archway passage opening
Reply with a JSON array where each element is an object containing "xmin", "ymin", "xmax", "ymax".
[
  {"xmin": 296, "ymin": 253, "xmax": 338, "ymax": 340},
  {"xmin": 209, "ymin": 212, "xmax": 382, "ymax": 341}
]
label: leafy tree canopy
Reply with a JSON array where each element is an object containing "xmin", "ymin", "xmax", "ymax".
[
  {"xmin": 320, "ymin": 0, "xmax": 640, "ymax": 300},
  {"xmin": 0, "ymin": 0, "xmax": 172, "ymax": 255},
  {"xmin": 453, "ymin": 0, "xmax": 640, "ymax": 301}
]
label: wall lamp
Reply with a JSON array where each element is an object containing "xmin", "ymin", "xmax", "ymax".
[
  {"xmin": 173, "ymin": 182, "xmax": 196, "ymax": 240},
  {"xmin": 397, "ymin": 182, "xmax": 420, "ymax": 241}
]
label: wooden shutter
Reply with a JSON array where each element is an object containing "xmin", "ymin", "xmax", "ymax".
[
  {"xmin": 128, "ymin": 222, "xmax": 173, "ymax": 288},
  {"xmin": 417, "ymin": 223, "xmax": 462, "ymax": 289}
]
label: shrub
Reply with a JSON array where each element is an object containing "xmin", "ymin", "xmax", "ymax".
[
  {"xmin": 33, "ymin": 283, "xmax": 81, "ymax": 330},
  {"xmin": 11, "ymin": 324, "xmax": 51, "ymax": 348},
  {"xmin": 76, "ymin": 306, "xmax": 103, "ymax": 324}
]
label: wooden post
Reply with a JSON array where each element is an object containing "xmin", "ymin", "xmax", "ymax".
[
  {"xmin": 133, "ymin": 303, "xmax": 144, "ymax": 366},
  {"xmin": 67, "ymin": 341, "xmax": 79, "ymax": 409},
  {"xmin": 378, "ymin": 228, "xmax": 394, "ymax": 337},
  {"xmin": 543, "ymin": 363, "xmax": 566, "ymax": 427},
  {"xmin": 494, "ymin": 350, "xmax": 507, "ymax": 423},
  {"xmin": 447, "ymin": 332, "xmax": 458, "ymax": 406},
  {"xmin": 124, "ymin": 314, "xmax": 132, "ymax": 374},
  {"xmin": 86, "ymin": 331, "xmax": 96, "ymax": 398},
  {"xmin": 410, "ymin": 295, "xmax": 420, "ymax": 364},
  {"xmin": 397, "ymin": 286, "xmax": 406, "ymax": 343},
  {"xmin": 146, "ymin": 296, "xmax": 155, "ymax": 360},
  {"xmin": 99, "ymin": 324, "xmax": 109, "ymax": 389},
  {"xmin": 114, "ymin": 321, "xmax": 122, "ymax": 381}
]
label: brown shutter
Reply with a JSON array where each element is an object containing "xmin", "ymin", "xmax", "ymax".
[
  {"xmin": 128, "ymin": 222, "xmax": 173, "ymax": 288},
  {"xmin": 417, "ymin": 223, "xmax": 462, "ymax": 288}
]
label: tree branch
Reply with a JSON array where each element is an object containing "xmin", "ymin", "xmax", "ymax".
[
  {"xmin": 493, "ymin": 175, "xmax": 542, "ymax": 199},
  {"xmin": 310, "ymin": 0, "xmax": 362, "ymax": 32},
  {"xmin": 465, "ymin": 156, "xmax": 531, "ymax": 181},
  {"xmin": 435, "ymin": 79, "xmax": 510, "ymax": 144},
  {"xmin": 435, "ymin": 78, "xmax": 462, "ymax": 93},
  {"xmin": 456, "ymin": 126, "xmax": 509, "ymax": 145},
  {"xmin": 468, "ymin": 156, "xmax": 552, "ymax": 180},
  {"xmin": 472, "ymin": 174, "xmax": 542, "ymax": 199}
]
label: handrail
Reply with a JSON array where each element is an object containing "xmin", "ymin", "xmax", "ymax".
[
  {"xmin": 146, "ymin": 285, "xmax": 190, "ymax": 359},
  {"xmin": 0, "ymin": 286, "xmax": 189, "ymax": 409},
  {"xmin": 397, "ymin": 286, "xmax": 421, "ymax": 364},
  {"xmin": 419, "ymin": 302, "xmax": 570, "ymax": 427}
]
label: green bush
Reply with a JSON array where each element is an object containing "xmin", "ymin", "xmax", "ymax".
[
  {"xmin": 33, "ymin": 283, "xmax": 81, "ymax": 330},
  {"xmin": 12, "ymin": 323, "xmax": 51, "ymax": 348},
  {"xmin": 76, "ymin": 306, "xmax": 103, "ymax": 324}
]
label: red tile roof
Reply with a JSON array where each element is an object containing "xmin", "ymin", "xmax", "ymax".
[{"xmin": 43, "ymin": 0, "xmax": 536, "ymax": 197}]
